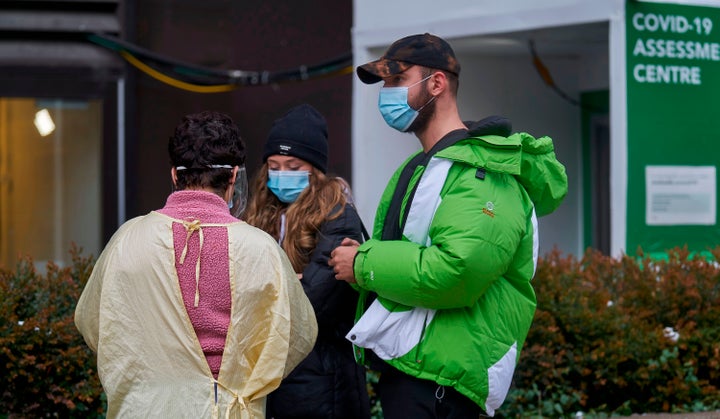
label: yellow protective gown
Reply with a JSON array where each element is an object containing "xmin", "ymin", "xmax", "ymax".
[{"xmin": 75, "ymin": 211, "xmax": 318, "ymax": 418}]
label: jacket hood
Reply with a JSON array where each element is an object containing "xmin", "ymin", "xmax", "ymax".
[
  {"xmin": 510, "ymin": 132, "xmax": 568, "ymax": 216},
  {"xmin": 464, "ymin": 115, "xmax": 512, "ymax": 137},
  {"xmin": 439, "ymin": 115, "xmax": 568, "ymax": 217}
]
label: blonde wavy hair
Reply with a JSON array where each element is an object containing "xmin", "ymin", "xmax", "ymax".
[{"xmin": 244, "ymin": 163, "xmax": 349, "ymax": 273}]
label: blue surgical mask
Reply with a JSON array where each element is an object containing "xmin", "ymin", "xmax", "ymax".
[
  {"xmin": 378, "ymin": 75, "xmax": 434, "ymax": 132},
  {"xmin": 267, "ymin": 170, "xmax": 310, "ymax": 203}
]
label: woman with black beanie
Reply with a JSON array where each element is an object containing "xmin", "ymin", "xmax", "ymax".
[{"xmin": 244, "ymin": 103, "xmax": 371, "ymax": 419}]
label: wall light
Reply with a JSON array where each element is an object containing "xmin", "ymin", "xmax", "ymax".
[{"xmin": 34, "ymin": 108, "xmax": 56, "ymax": 137}]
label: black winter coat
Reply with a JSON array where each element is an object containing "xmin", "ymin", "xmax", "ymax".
[{"xmin": 266, "ymin": 203, "xmax": 371, "ymax": 419}]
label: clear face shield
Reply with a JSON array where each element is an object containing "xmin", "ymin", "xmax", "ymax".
[
  {"xmin": 229, "ymin": 165, "xmax": 248, "ymax": 218},
  {"xmin": 174, "ymin": 164, "xmax": 248, "ymax": 218}
]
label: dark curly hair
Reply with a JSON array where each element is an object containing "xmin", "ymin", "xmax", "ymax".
[{"xmin": 168, "ymin": 111, "xmax": 246, "ymax": 193}]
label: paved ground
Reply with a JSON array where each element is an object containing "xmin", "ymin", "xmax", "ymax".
[{"xmin": 629, "ymin": 413, "xmax": 720, "ymax": 419}]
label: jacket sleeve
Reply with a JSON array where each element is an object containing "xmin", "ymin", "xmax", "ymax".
[
  {"xmin": 74, "ymin": 218, "xmax": 140, "ymax": 352},
  {"xmin": 74, "ymin": 252, "xmax": 106, "ymax": 353},
  {"xmin": 268, "ymin": 243, "xmax": 319, "ymax": 378},
  {"xmin": 300, "ymin": 204, "xmax": 364, "ymax": 329},
  {"xmin": 353, "ymin": 168, "xmax": 530, "ymax": 310}
]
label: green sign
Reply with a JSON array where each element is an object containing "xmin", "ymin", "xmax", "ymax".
[{"xmin": 626, "ymin": 0, "xmax": 720, "ymax": 256}]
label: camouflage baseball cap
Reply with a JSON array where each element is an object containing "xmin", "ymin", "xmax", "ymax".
[{"xmin": 356, "ymin": 33, "xmax": 461, "ymax": 84}]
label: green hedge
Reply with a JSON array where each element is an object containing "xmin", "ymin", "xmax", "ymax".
[
  {"xmin": 2, "ymin": 246, "xmax": 719, "ymax": 418},
  {"xmin": 0, "ymin": 245, "xmax": 104, "ymax": 418},
  {"xmin": 500, "ymin": 246, "xmax": 720, "ymax": 418}
]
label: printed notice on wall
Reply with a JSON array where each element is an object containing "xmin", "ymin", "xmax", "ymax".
[
  {"xmin": 646, "ymin": 166, "xmax": 716, "ymax": 225},
  {"xmin": 626, "ymin": 2, "xmax": 720, "ymax": 253}
]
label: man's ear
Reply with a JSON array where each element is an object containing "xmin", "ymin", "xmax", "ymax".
[{"xmin": 428, "ymin": 71, "xmax": 447, "ymax": 96}]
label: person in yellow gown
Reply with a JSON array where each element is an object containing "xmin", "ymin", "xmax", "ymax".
[{"xmin": 75, "ymin": 110, "xmax": 317, "ymax": 418}]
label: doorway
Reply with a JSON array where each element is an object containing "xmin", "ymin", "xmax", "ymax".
[{"xmin": 582, "ymin": 90, "xmax": 610, "ymax": 255}]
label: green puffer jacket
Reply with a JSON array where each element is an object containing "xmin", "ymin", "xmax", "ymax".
[{"xmin": 348, "ymin": 131, "xmax": 567, "ymax": 416}]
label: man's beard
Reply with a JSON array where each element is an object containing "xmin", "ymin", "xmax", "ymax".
[{"xmin": 407, "ymin": 87, "xmax": 436, "ymax": 134}]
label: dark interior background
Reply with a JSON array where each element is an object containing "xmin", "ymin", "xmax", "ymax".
[{"xmin": 126, "ymin": 0, "xmax": 353, "ymax": 216}]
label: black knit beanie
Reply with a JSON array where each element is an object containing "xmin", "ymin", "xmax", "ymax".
[{"xmin": 263, "ymin": 104, "xmax": 328, "ymax": 173}]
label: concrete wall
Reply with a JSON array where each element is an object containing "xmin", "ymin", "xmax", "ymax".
[{"xmin": 353, "ymin": 0, "xmax": 621, "ymax": 45}]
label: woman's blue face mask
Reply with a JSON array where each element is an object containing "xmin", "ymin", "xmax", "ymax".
[{"xmin": 267, "ymin": 170, "xmax": 310, "ymax": 203}]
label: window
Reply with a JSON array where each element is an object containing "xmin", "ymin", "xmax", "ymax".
[{"xmin": 0, "ymin": 98, "xmax": 105, "ymax": 268}]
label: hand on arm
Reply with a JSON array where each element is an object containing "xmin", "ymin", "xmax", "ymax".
[{"xmin": 329, "ymin": 237, "xmax": 359, "ymax": 283}]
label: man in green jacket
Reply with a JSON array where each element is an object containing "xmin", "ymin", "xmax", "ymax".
[{"xmin": 329, "ymin": 33, "xmax": 568, "ymax": 418}]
